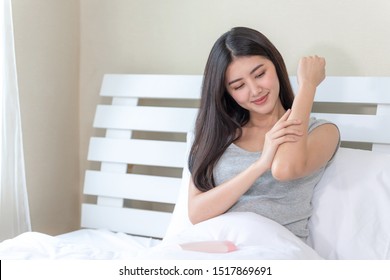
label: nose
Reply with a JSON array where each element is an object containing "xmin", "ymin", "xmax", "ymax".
[{"xmin": 248, "ymin": 80, "xmax": 262, "ymax": 97}]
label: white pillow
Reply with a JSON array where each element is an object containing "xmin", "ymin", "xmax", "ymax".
[
  {"xmin": 163, "ymin": 212, "xmax": 322, "ymax": 259},
  {"xmin": 163, "ymin": 132, "xmax": 193, "ymax": 240},
  {"xmin": 308, "ymin": 147, "xmax": 390, "ymax": 259}
]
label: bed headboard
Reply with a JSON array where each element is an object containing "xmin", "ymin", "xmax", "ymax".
[
  {"xmin": 81, "ymin": 74, "xmax": 390, "ymax": 238},
  {"xmin": 291, "ymin": 76, "xmax": 390, "ymax": 153}
]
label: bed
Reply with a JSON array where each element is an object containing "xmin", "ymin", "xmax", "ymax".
[{"xmin": 1, "ymin": 74, "xmax": 389, "ymax": 260}]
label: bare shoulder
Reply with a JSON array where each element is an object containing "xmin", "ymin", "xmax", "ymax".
[
  {"xmin": 308, "ymin": 122, "xmax": 340, "ymax": 161},
  {"xmin": 310, "ymin": 122, "xmax": 339, "ymax": 141}
]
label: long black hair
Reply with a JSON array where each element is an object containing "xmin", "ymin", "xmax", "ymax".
[{"xmin": 189, "ymin": 27, "xmax": 295, "ymax": 192}]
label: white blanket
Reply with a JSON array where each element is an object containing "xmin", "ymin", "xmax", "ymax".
[
  {"xmin": 0, "ymin": 212, "xmax": 321, "ymax": 260},
  {"xmin": 0, "ymin": 229, "xmax": 158, "ymax": 259}
]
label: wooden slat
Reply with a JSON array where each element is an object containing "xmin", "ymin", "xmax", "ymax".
[
  {"xmin": 84, "ymin": 170, "xmax": 181, "ymax": 204},
  {"xmin": 100, "ymin": 74, "xmax": 202, "ymax": 99},
  {"xmin": 88, "ymin": 138, "xmax": 187, "ymax": 168},
  {"xmin": 372, "ymin": 144, "xmax": 390, "ymax": 153},
  {"xmin": 290, "ymin": 76, "xmax": 390, "ymax": 104},
  {"xmin": 81, "ymin": 204, "xmax": 171, "ymax": 238},
  {"xmin": 94, "ymin": 105, "xmax": 197, "ymax": 132},
  {"xmin": 372, "ymin": 104, "xmax": 390, "ymax": 151},
  {"xmin": 311, "ymin": 113, "xmax": 390, "ymax": 144}
]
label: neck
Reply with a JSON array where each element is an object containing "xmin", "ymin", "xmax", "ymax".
[{"xmin": 246, "ymin": 104, "xmax": 285, "ymax": 129}]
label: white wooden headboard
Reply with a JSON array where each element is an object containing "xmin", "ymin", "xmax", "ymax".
[
  {"xmin": 81, "ymin": 74, "xmax": 390, "ymax": 238},
  {"xmin": 292, "ymin": 77, "xmax": 390, "ymax": 153}
]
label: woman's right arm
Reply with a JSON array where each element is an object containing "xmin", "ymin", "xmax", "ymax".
[
  {"xmin": 188, "ymin": 110, "xmax": 302, "ymax": 224},
  {"xmin": 187, "ymin": 159, "xmax": 268, "ymax": 224}
]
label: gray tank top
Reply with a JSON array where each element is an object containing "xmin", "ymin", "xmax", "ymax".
[{"xmin": 213, "ymin": 118, "xmax": 339, "ymax": 239}]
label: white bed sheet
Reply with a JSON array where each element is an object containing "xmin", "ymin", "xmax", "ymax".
[
  {"xmin": 0, "ymin": 229, "xmax": 160, "ymax": 259},
  {"xmin": 0, "ymin": 212, "xmax": 322, "ymax": 260}
]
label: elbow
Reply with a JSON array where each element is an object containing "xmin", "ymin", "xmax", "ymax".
[
  {"xmin": 187, "ymin": 205, "xmax": 203, "ymax": 225},
  {"xmin": 271, "ymin": 159, "xmax": 306, "ymax": 182},
  {"xmin": 188, "ymin": 202, "xmax": 215, "ymax": 225},
  {"xmin": 188, "ymin": 212, "xmax": 206, "ymax": 225},
  {"xmin": 188, "ymin": 211, "xmax": 198, "ymax": 225}
]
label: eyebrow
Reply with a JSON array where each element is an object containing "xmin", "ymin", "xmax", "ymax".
[{"xmin": 227, "ymin": 64, "xmax": 264, "ymax": 86}]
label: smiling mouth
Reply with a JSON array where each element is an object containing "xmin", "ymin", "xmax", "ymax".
[{"xmin": 252, "ymin": 93, "xmax": 269, "ymax": 105}]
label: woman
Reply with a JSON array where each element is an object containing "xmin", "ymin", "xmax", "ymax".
[{"xmin": 188, "ymin": 27, "xmax": 340, "ymax": 240}]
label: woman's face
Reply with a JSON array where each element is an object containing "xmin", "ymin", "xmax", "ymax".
[{"xmin": 225, "ymin": 55, "xmax": 282, "ymax": 116}]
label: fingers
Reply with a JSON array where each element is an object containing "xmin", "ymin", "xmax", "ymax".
[
  {"xmin": 260, "ymin": 111, "xmax": 303, "ymax": 169},
  {"xmin": 279, "ymin": 108, "xmax": 291, "ymax": 121},
  {"xmin": 299, "ymin": 55, "xmax": 326, "ymax": 69},
  {"xmin": 271, "ymin": 126, "xmax": 303, "ymax": 140},
  {"xmin": 279, "ymin": 109, "xmax": 291, "ymax": 122},
  {"xmin": 297, "ymin": 55, "xmax": 326, "ymax": 87},
  {"xmin": 274, "ymin": 109, "xmax": 301, "ymax": 130},
  {"xmin": 260, "ymin": 119, "xmax": 303, "ymax": 169},
  {"xmin": 273, "ymin": 133, "xmax": 302, "ymax": 145},
  {"xmin": 268, "ymin": 110, "xmax": 303, "ymax": 142},
  {"xmin": 300, "ymin": 55, "xmax": 326, "ymax": 64},
  {"xmin": 267, "ymin": 126, "xmax": 303, "ymax": 147}
]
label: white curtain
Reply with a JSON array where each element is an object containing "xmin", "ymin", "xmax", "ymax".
[{"xmin": 0, "ymin": 0, "xmax": 31, "ymax": 241}]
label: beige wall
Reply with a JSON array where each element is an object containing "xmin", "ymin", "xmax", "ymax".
[
  {"xmin": 11, "ymin": 0, "xmax": 390, "ymax": 235},
  {"xmin": 12, "ymin": 0, "xmax": 80, "ymax": 235}
]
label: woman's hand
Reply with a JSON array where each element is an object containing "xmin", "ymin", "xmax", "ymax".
[
  {"xmin": 257, "ymin": 109, "xmax": 303, "ymax": 170},
  {"xmin": 297, "ymin": 56, "xmax": 326, "ymax": 89}
]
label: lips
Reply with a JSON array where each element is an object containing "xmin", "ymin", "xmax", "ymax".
[{"xmin": 252, "ymin": 93, "xmax": 269, "ymax": 105}]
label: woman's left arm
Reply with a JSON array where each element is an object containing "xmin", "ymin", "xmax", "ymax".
[{"xmin": 271, "ymin": 56, "xmax": 339, "ymax": 181}]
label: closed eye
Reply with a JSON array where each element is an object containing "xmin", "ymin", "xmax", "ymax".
[
  {"xmin": 233, "ymin": 84, "xmax": 244, "ymax": 90},
  {"xmin": 255, "ymin": 71, "xmax": 265, "ymax": 78}
]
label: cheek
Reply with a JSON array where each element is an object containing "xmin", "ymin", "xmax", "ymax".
[
  {"xmin": 264, "ymin": 73, "xmax": 279, "ymax": 88},
  {"xmin": 230, "ymin": 92, "xmax": 248, "ymax": 106},
  {"xmin": 262, "ymin": 75, "xmax": 280, "ymax": 97},
  {"xmin": 272, "ymin": 80, "xmax": 280, "ymax": 94}
]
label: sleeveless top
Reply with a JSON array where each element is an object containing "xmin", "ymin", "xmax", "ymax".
[{"xmin": 213, "ymin": 118, "xmax": 339, "ymax": 239}]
